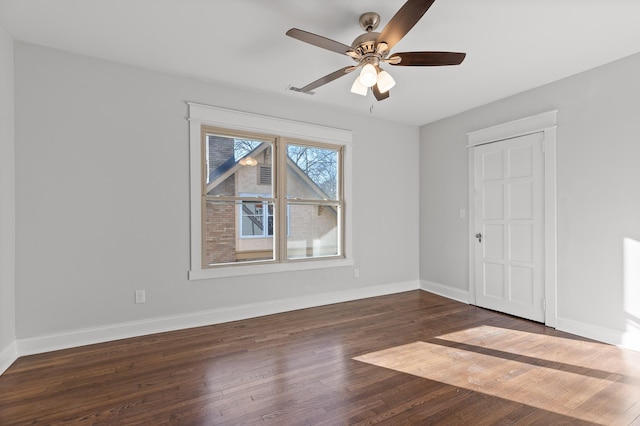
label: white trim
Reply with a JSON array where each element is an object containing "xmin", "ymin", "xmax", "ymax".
[
  {"xmin": 16, "ymin": 281, "xmax": 419, "ymax": 357},
  {"xmin": 0, "ymin": 341, "xmax": 17, "ymax": 375},
  {"xmin": 467, "ymin": 148, "xmax": 476, "ymax": 305},
  {"xmin": 542, "ymin": 126, "xmax": 558, "ymax": 327},
  {"xmin": 188, "ymin": 103, "xmax": 353, "ymax": 145},
  {"xmin": 420, "ymin": 280, "xmax": 470, "ymax": 304},
  {"xmin": 188, "ymin": 103, "xmax": 354, "ymax": 279},
  {"xmin": 189, "ymin": 257, "xmax": 354, "ymax": 280},
  {"xmin": 467, "ymin": 110, "xmax": 558, "ymax": 327},
  {"xmin": 189, "ymin": 119, "xmax": 202, "ymax": 272},
  {"xmin": 556, "ymin": 317, "xmax": 640, "ymax": 353},
  {"xmin": 466, "ymin": 110, "xmax": 558, "ymax": 147}
]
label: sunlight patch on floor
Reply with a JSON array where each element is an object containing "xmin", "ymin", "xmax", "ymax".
[
  {"xmin": 437, "ymin": 325, "xmax": 640, "ymax": 378},
  {"xmin": 353, "ymin": 328, "xmax": 640, "ymax": 424}
]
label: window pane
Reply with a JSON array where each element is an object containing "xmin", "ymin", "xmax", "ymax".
[
  {"xmin": 205, "ymin": 134, "xmax": 273, "ymax": 197},
  {"xmin": 287, "ymin": 203, "xmax": 340, "ymax": 259},
  {"xmin": 204, "ymin": 200, "xmax": 275, "ymax": 265},
  {"xmin": 287, "ymin": 144, "xmax": 339, "ymax": 200}
]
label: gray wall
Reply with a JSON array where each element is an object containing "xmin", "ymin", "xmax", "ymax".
[
  {"xmin": 0, "ymin": 25, "xmax": 16, "ymax": 357},
  {"xmin": 420, "ymin": 52, "xmax": 640, "ymax": 337},
  {"xmin": 13, "ymin": 42, "xmax": 420, "ymax": 339}
]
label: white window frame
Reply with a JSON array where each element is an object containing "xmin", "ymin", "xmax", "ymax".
[{"xmin": 188, "ymin": 103, "xmax": 354, "ymax": 280}]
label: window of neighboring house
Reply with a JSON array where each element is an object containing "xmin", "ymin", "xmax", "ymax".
[
  {"xmin": 188, "ymin": 103, "xmax": 353, "ymax": 279},
  {"xmin": 239, "ymin": 193, "xmax": 292, "ymax": 239},
  {"xmin": 239, "ymin": 194, "xmax": 274, "ymax": 238}
]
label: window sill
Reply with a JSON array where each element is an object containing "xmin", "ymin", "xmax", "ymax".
[{"xmin": 188, "ymin": 257, "xmax": 355, "ymax": 280}]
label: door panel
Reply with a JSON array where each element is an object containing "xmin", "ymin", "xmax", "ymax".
[
  {"xmin": 482, "ymin": 150, "xmax": 504, "ymax": 180},
  {"xmin": 509, "ymin": 182, "xmax": 533, "ymax": 219},
  {"xmin": 484, "ymin": 263, "xmax": 505, "ymax": 298},
  {"xmin": 509, "ymin": 224, "xmax": 533, "ymax": 262},
  {"xmin": 508, "ymin": 145, "xmax": 534, "ymax": 178},
  {"xmin": 474, "ymin": 132, "xmax": 545, "ymax": 322},
  {"xmin": 483, "ymin": 184, "xmax": 504, "ymax": 219},
  {"xmin": 510, "ymin": 265, "xmax": 534, "ymax": 305},
  {"xmin": 484, "ymin": 224, "xmax": 504, "ymax": 259}
]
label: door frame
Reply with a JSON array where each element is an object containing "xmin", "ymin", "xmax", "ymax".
[{"xmin": 467, "ymin": 110, "xmax": 558, "ymax": 327}]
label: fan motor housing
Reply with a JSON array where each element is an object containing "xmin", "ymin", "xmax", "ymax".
[{"xmin": 351, "ymin": 32, "xmax": 380, "ymax": 56}]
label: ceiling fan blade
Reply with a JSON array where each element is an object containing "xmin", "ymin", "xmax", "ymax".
[
  {"xmin": 376, "ymin": 0, "xmax": 436, "ymax": 50},
  {"xmin": 390, "ymin": 51, "xmax": 466, "ymax": 66},
  {"xmin": 372, "ymin": 84, "xmax": 390, "ymax": 101},
  {"xmin": 299, "ymin": 66, "xmax": 355, "ymax": 93},
  {"xmin": 286, "ymin": 28, "xmax": 353, "ymax": 55}
]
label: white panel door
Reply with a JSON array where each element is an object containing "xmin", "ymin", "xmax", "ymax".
[{"xmin": 474, "ymin": 132, "xmax": 545, "ymax": 322}]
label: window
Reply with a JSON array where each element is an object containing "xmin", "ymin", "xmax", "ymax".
[
  {"xmin": 188, "ymin": 103, "xmax": 353, "ymax": 279},
  {"xmin": 239, "ymin": 195, "xmax": 274, "ymax": 238},
  {"xmin": 285, "ymin": 142, "xmax": 341, "ymax": 260}
]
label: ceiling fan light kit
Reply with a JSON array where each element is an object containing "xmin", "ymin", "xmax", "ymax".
[
  {"xmin": 286, "ymin": 0, "xmax": 466, "ymax": 101},
  {"xmin": 350, "ymin": 78, "xmax": 368, "ymax": 96},
  {"xmin": 376, "ymin": 69, "xmax": 396, "ymax": 93},
  {"xmin": 359, "ymin": 63, "xmax": 378, "ymax": 87}
]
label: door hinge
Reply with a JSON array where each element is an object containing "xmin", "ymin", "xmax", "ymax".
[
  {"xmin": 541, "ymin": 140, "xmax": 546, "ymax": 153},
  {"xmin": 542, "ymin": 299, "xmax": 546, "ymax": 311}
]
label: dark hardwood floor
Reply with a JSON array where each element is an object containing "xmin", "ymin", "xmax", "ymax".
[{"xmin": 2, "ymin": 291, "xmax": 640, "ymax": 425}]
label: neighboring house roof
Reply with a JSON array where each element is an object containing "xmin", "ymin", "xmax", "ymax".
[
  {"xmin": 207, "ymin": 145, "xmax": 335, "ymax": 206},
  {"xmin": 206, "ymin": 143, "xmax": 269, "ymax": 194},
  {"xmin": 285, "ymin": 157, "xmax": 332, "ymax": 201}
]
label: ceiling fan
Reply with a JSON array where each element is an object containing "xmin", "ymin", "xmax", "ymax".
[{"xmin": 286, "ymin": 0, "xmax": 466, "ymax": 101}]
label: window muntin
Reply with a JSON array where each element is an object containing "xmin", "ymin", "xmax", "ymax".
[{"xmin": 201, "ymin": 127, "xmax": 343, "ymax": 268}]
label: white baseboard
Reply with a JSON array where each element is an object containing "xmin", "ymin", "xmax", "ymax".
[
  {"xmin": 420, "ymin": 280, "xmax": 470, "ymax": 304},
  {"xmin": 16, "ymin": 280, "xmax": 420, "ymax": 357},
  {"xmin": 420, "ymin": 282, "xmax": 640, "ymax": 353},
  {"xmin": 556, "ymin": 316, "xmax": 640, "ymax": 353},
  {"xmin": 0, "ymin": 341, "xmax": 17, "ymax": 375}
]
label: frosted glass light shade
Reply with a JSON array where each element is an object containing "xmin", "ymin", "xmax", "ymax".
[
  {"xmin": 376, "ymin": 70, "xmax": 395, "ymax": 93},
  {"xmin": 350, "ymin": 77, "xmax": 368, "ymax": 96},
  {"xmin": 359, "ymin": 64, "xmax": 378, "ymax": 87}
]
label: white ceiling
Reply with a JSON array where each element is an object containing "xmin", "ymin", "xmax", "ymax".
[{"xmin": 2, "ymin": 0, "xmax": 640, "ymax": 126}]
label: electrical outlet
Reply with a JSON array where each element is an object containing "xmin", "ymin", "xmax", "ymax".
[
  {"xmin": 354, "ymin": 268, "xmax": 360, "ymax": 278},
  {"xmin": 135, "ymin": 290, "xmax": 146, "ymax": 304}
]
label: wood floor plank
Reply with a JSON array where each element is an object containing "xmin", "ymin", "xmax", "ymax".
[{"xmin": 1, "ymin": 290, "xmax": 639, "ymax": 424}]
